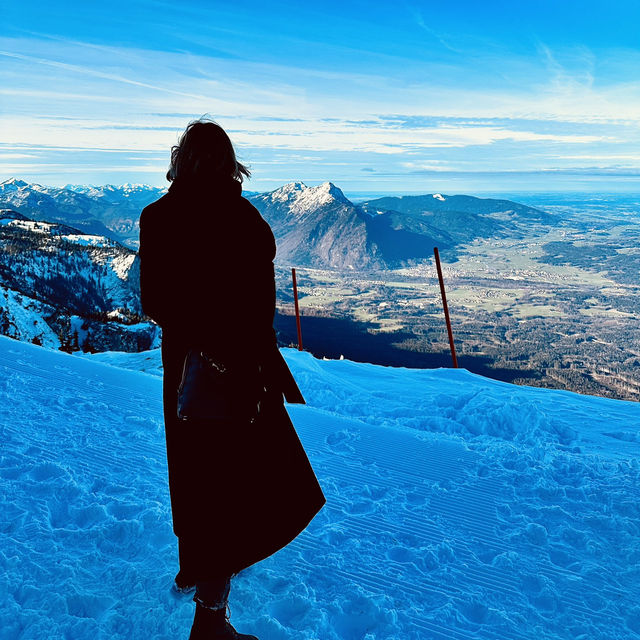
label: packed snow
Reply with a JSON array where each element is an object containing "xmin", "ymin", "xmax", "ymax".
[{"xmin": 1, "ymin": 336, "xmax": 640, "ymax": 639}]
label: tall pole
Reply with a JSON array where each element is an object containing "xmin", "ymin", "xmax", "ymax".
[
  {"xmin": 291, "ymin": 267, "xmax": 303, "ymax": 351},
  {"xmin": 433, "ymin": 247, "xmax": 458, "ymax": 368}
]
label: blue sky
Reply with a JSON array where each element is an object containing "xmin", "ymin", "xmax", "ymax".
[{"xmin": 2, "ymin": 0, "xmax": 640, "ymax": 193}]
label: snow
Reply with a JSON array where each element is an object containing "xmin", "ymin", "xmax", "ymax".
[
  {"xmin": 0, "ymin": 215, "xmax": 110, "ymax": 248},
  {"xmin": 0, "ymin": 219, "xmax": 49, "ymax": 235},
  {"xmin": 271, "ymin": 182, "xmax": 307, "ymax": 203},
  {"xmin": 0, "ymin": 286, "xmax": 60, "ymax": 349},
  {"xmin": 0, "ymin": 178, "xmax": 30, "ymax": 190},
  {"xmin": 60, "ymin": 234, "xmax": 110, "ymax": 247},
  {"xmin": 270, "ymin": 182, "xmax": 349, "ymax": 213},
  {"xmin": 110, "ymin": 254, "xmax": 137, "ymax": 280},
  {"xmin": 1, "ymin": 337, "xmax": 640, "ymax": 639}
]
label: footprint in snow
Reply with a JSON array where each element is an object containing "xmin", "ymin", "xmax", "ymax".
[{"xmin": 325, "ymin": 429, "xmax": 359, "ymax": 454}]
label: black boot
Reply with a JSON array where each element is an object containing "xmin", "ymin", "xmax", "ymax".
[
  {"xmin": 188, "ymin": 577, "xmax": 258, "ymax": 640},
  {"xmin": 172, "ymin": 569, "xmax": 196, "ymax": 596},
  {"xmin": 188, "ymin": 604, "xmax": 258, "ymax": 640}
]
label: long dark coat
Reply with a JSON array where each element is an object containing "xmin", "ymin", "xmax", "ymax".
[{"xmin": 138, "ymin": 175, "xmax": 325, "ymax": 580}]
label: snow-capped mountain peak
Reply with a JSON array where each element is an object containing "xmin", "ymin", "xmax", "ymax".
[
  {"xmin": 314, "ymin": 181, "xmax": 349, "ymax": 202},
  {"xmin": 268, "ymin": 181, "xmax": 350, "ymax": 212},
  {"xmin": 295, "ymin": 182, "xmax": 348, "ymax": 211},
  {"xmin": 0, "ymin": 177, "xmax": 31, "ymax": 191},
  {"xmin": 270, "ymin": 181, "xmax": 307, "ymax": 202}
]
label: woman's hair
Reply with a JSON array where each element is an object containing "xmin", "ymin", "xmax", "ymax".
[{"xmin": 166, "ymin": 118, "xmax": 251, "ymax": 183}]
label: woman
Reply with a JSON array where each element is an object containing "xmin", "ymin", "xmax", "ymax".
[{"xmin": 138, "ymin": 119, "xmax": 326, "ymax": 639}]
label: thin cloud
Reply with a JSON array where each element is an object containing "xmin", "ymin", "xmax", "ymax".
[
  {"xmin": 0, "ymin": 50, "xmax": 210, "ymax": 101},
  {"xmin": 409, "ymin": 6, "xmax": 464, "ymax": 54},
  {"xmin": 3, "ymin": 24, "xmax": 640, "ymax": 188}
]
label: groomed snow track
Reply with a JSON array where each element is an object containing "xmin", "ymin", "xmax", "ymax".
[{"xmin": 0, "ymin": 336, "xmax": 638, "ymax": 639}]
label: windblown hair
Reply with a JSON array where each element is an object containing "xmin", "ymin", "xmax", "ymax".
[{"xmin": 166, "ymin": 118, "xmax": 251, "ymax": 183}]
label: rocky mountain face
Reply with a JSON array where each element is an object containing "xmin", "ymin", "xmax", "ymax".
[
  {"xmin": 250, "ymin": 183, "xmax": 549, "ymax": 269},
  {"xmin": 0, "ymin": 208, "xmax": 158, "ymax": 352},
  {"xmin": 250, "ymin": 182, "xmax": 384, "ymax": 270},
  {"xmin": 0, "ymin": 178, "xmax": 165, "ymax": 249}
]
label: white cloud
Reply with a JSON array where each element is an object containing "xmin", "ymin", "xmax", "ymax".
[
  {"xmin": 2, "ymin": 34, "xmax": 640, "ymax": 185},
  {"xmin": 558, "ymin": 154, "xmax": 640, "ymax": 162}
]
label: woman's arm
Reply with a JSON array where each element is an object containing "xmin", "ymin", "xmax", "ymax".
[{"xmin": 138, "ymin": 203, "xmax": 177, "ymax": 329}]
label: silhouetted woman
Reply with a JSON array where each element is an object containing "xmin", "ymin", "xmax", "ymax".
[{"xmin": 138, "ymin": 119, "xmax": 325, "ymax": 639}]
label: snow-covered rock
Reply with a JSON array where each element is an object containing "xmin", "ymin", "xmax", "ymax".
[
  {"xmin": 270, "ymin": 181, "xmax": 351, "ymax": 212},
  {"xmin": 0, "ymin": 285, "xmax": 60, "ymax": 348}
]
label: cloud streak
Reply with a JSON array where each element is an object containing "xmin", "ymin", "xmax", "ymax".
[{"xmin": 2, "ymin": 4, "xmax": 640, "ymax": 190}]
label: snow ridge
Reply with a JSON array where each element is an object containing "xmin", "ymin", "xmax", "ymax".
[{"xmin": 270, "ymin": 181, "xmax": 350, "ymax": 213}]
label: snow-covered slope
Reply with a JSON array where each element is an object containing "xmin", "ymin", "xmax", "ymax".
[
  {"xmin": 0, "ymin": 285, "xmax": 61, "ymax": 349},
  {"xmin": 0, "ymin": 209, "xmax": 157, "ymax": 351},
  {"xmin": 2, "ymin": 336, "xmax": 639, "ymax": 639}
]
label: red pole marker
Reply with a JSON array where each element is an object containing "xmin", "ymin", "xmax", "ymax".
[
  {"xmin": 433, "ymin": 247, "xmax": 458, "ymax": 368},
  {"xmin": 291, "ymin": 267, "xmax": 303, "ymax": 351}
]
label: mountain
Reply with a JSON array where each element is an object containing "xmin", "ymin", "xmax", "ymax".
[
  {"xmin": 0, "ymin": 208, "xmax": 157, "ymax": 351},
  {"xmin": 0, "ymin": 178, "xmax": 120, "ymax": 242},
  {"xmin": 64, "ymin": 183, "xmax": 166, "ymax": 246},
  {"xmin": 0, "ymin": 179, "xmax": 165, "ymax": 249},
  {"xmin": 361, "ymin": 193, "xmax": 552, "ymax": 244},
  {"xmin": 249, "ymin": 182, "xmax": 384, "ymax": 270},
  {"xmin": 250, "ymin": 183, "xmax": 550, "ymax": 269},
  {"xmin": 65, "ymin": 182, "xmax": 164, "ymax": 208},
  {"xmin": 1, "ymin": 178, "xmax": 553, "ymax": 271},
  {"xmin": 362, "ymin": 192, "xmax": 551, "ymax": 219}
]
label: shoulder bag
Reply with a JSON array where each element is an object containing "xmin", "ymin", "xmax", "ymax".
[{"xmin": 177, "ymin": 349, "xmax": 263, "ymax": 423}]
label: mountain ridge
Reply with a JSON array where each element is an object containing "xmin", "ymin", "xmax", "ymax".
[{"xmin": 1, "ymin": 178, "xmax": 552, "ymax": 270}]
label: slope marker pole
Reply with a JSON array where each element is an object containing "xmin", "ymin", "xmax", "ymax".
[
  {"xmin": 291, "ymin": 267, "xmax": 303, "ymax": 351},
  {"xmin": 433, "ymin": 247, "xmax": 458, "ymax": 368}
]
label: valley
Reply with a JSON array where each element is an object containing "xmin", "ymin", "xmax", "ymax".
[
  {"xmin": 1, "ymin": 177, "xmax": 638, "ymax": 401},
  {"xmin": 273, "ymin": 205, "xmax": 640, "ymax": 401}
]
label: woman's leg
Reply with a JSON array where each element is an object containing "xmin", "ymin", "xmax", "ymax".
[
  {"xmin": 193, "ymin": 577, "xmax": 231, "ymax": 610},
  {"xmin": 188, "ymin": 576, "xmax": 258, "ymax": 640}
]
